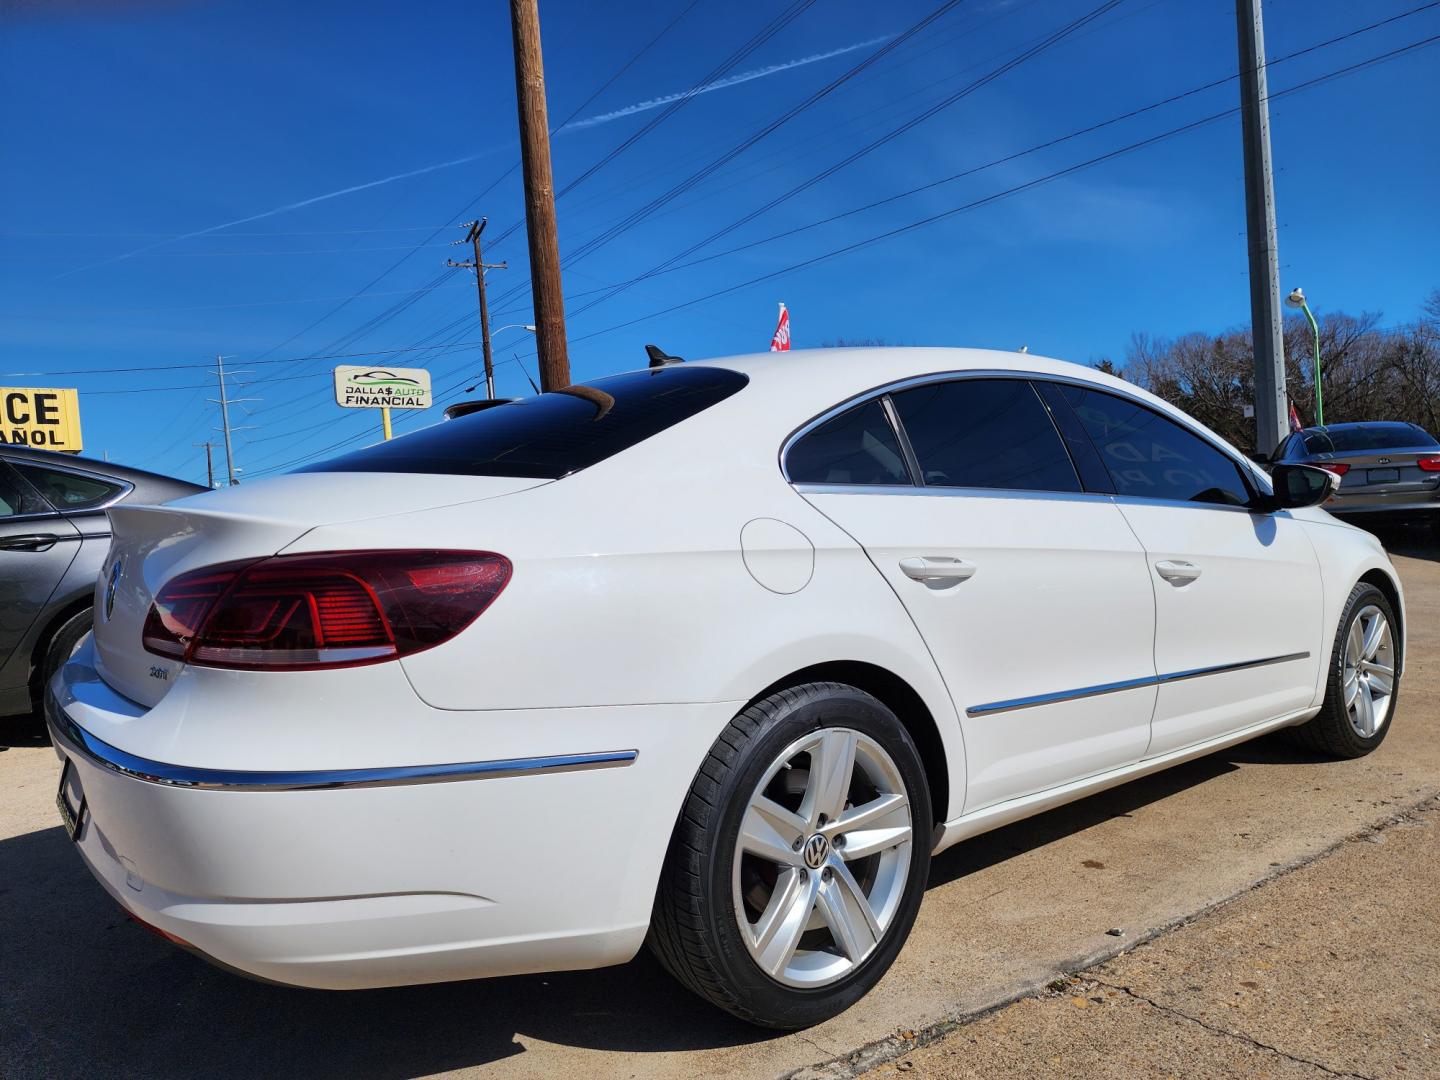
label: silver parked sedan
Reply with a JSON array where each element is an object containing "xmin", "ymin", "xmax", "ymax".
[
  {"xmin": 1271, "ymin": 422, "xmax": 1440, "ymax": 531},
  {"xmin": 0, "ymin": 446, "xmax": 203, "ymax": 719}
]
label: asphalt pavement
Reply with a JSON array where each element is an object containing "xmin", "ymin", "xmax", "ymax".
[{"xmin": 2, "ymin": 527, "xmax": 1437, "ymax": 1080}]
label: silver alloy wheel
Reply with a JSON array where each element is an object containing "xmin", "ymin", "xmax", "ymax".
[
  {"xmin": 731, "ymin": 727, "xmax": 914, "ymax": 989},
  {"xmin": 1343, "ymin": 604, "xmax": 1395, "ymax": 738}
]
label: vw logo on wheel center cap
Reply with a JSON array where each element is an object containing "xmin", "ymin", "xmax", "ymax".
[{"xmin": 802, "ymin": 833, "xmax": 830, "ymax": 869}]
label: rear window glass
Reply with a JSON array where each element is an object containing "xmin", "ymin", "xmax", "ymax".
[
  {"xmin": 1303, "ymin": 425, "xmax": 1437, "ymax": 454},
  {"xmin": 13, "ymin": 464, "xmax": 125, "ymax": 511},
  {"xmin": 301, "ymin": 366, "xmax": 748, "ymax": 479}
]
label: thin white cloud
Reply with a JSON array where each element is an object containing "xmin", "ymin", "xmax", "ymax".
[
  {"xmin": 55, "ymin": 35, "xmax": 890, "ymax": 279},
  {"xmin": 559, "ymin": 35, "xmax": 892, "ymax": 132}
]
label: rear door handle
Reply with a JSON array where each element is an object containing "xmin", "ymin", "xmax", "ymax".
[
  {"xmin": 1155, "ymin": 559, "xmax": 1202, "ymax": 585},
  {"xmin": 899, "ymin": 556, "xmax": 977, "ymax": 586},
  {"xmin": 0, "ymin": 534, "xmax": 60, "ymax": 552}
]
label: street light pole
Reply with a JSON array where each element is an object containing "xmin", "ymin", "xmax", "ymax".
[{"xmin": 1287, "ymin": 287, "xmax": 1324, "ymax": 426}]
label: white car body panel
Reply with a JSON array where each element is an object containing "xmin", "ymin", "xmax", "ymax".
[
  {"xmin": 1113, "ymin": 499, "xmax": 1323, "ymax": 757},
  {"xmin": 802, "ymin": 487, "xmax": 1156, "ymax": 813},
  {"xmin": 47, "ymin": 346, "xmax": 1406, "ymax": 993}
]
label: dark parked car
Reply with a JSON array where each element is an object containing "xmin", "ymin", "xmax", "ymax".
[
  {"xmin": 1271, "ymin": 422, "xmax": 1440, "ymax": 531},
  {"xmin": 0, "ymin": 446, "xmax": 203, "ymax": 718}
]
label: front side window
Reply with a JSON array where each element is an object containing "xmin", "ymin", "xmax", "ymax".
[
  {"xmin": 12, "ymin": 464, "xmax": 122, "ymax": 511},
  {"xmin": 889, "ymin": 378, "xmax": 1081, "ymax": 492},
  {"xmin": 1061, "ymin": 386, "xmax": 1252, "ymax": 506},
  {"xmin": 786, "ymin": 399, "xmax": 910, "ymax": 486},
  {"xmin": 303, "ymin": 365, "xmax": 748, "ymax": 479}
]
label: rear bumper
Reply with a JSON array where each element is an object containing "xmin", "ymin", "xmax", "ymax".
[
  {"xmin": 46, "ymin": 645, "xmax": 740, "ymax": 989},
  {"xmin": 1327, "ymin": 494, "xmax": 1439, "ymax": 517}
]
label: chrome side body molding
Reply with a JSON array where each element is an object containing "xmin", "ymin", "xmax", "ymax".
[
  {"xmin": 965, "ymin": 652, "xmax": 1312, "ymax": 718},
  {"xmin": 47, "ymin": 697, "xmax": 636, "ymax": 792}
]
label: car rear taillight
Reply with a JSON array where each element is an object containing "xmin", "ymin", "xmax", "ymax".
[
  {"xmin": 1316, "ymin": 462, "xmax": 1350, "ymax": 477},
  {"xmin": 1418, "ymin": 456, "xmax": 1440, "ymax": 472},
  {"xmin": 142, "ymin": 551, "xmax": 510, "ymax": 670}
]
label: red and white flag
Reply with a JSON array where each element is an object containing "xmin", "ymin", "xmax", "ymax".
[
  {"xmin": 769, "ymin": 302, "xmax": 790, "ymax": 352},
  {"xmin": 1288, "ymin": 400, "xmax": 1304, "ymax": 433}
]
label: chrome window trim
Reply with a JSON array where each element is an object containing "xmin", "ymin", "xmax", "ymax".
[
  {"xmin": 965, "ymin": 651, "xmax": 1311, "ymax": 717},
  {"xmin": 47, "ymin": 699, "xmax": 636, "ymax": 791},
  {"xmin": 779, "ymin": 368, "xmax": 1271, "ymax": 500},
  {"xmin": 795, "ymin": 482, "xmax": 1117, "ymax": 506}
]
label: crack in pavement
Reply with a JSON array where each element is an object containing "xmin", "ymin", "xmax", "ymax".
[{"xmin": 1088, "ymin": 978, "xmax": 1378, "ymax": 1080}]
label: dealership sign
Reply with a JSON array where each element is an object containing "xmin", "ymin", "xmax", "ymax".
[
  {"xmin": 333, "ymin": 365, "xmax": 432, "ymax": 410},
  {"xmin": 0, "ymin": 387, "xmax": 83, "ymax": 451}
]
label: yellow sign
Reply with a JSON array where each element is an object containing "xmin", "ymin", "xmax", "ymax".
[{"xmin": 0, "ymin": 388, "xmax": 83, "ymax": 452}]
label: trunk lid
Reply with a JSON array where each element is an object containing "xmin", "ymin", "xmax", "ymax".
[
  {"xmin": 92, "ymin": 472, "xmax": 548, "ymax": 707},
  {"xmin": 1319, "ymin": 447, "xmax": 1440, "ymax": 495}
]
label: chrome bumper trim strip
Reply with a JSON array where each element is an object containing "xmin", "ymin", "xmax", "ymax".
[
  {"xmin": 46, "ymin": 694, "xmax": 636, "ymax": 791},
  {"xmin": 965, "ymin": 652, "xmax": 1311, "ymax": 718}
]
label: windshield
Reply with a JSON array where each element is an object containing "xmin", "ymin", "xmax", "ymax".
[
  {"xmin": 1303, "ymin": 424, "xmax": 1437, "ymax": 454},
  {"xmin": 300, "ymin": 365, "xmax": 748, "ymax": 479}
]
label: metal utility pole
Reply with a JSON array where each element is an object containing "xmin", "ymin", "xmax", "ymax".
[
  {"xmin": 212, "ymin": 355, "xmax": 239, "ymax": 485},
  {"xmin": 509, "ymin": 0, "xmax": 570, "ymax": 391},
  {"xmin": 1235, "ymin": 0, "xmax": 1287, "ymax": 455},
  {"xmin": 207, "ymin": 356, "xmax": 256, "ymax": 484},
  {"xmin": 193, "ymin": 441, "xmax": 215, "ymax": 488},
  {"xmin": 447, "ymin": 218, "xmax": 508, "ymax": 400}
]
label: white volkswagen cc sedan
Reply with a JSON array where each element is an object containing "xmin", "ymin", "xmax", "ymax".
[{"xmin": 48, "ymin": 347, "xmax": 1403, "ymax": 1029}]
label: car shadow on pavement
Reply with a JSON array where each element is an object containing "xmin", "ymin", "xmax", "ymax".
[
  {"xmin": 1367, "ymin": 524, "xmax": 1438, "ymax": 564},
  {"xmin": 0, "ymin": 709, "xmax": 49, "ymax": 751}
]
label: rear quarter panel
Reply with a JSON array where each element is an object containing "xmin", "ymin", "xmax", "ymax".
[{"xmin": 284, "ymin": 396, "xmax": 970, "ymax": 819}]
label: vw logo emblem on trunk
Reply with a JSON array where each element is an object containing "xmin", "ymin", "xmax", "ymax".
[
  {"xmin": 104, "ymin": 559, "xmax": 122, "ymax": 621},
  {"xmin": 802, "ymin": 833, "xmax": 830, "ymax": 870}
]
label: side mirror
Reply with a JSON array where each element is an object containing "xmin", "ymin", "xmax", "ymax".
[{"xmin": 1266, "ymin": 463, "xmax": 1338, "ymax": 511}]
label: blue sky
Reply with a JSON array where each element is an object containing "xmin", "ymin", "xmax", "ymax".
[{"xmin": 2, "ymin": 0, "xmax": 1437, "ymax": 484}]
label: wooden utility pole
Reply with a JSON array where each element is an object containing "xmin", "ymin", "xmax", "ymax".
[
  {"xmin": 509, "ymin": 0, "xmax": 570, "ymax": 391},
  {"xmin": 1235, "ymin": 0, "xmax": 1287, "ymax": 455},
  {"xmin": 447, "ymin": 218, "xmax": 508, "ymax": 400},
  {"xmin": 193, "ymin": 441, "xmax": 215, "ymax": 488}
]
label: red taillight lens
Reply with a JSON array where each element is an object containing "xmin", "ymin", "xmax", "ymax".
[
  {"xmin": 1418, "ymin": 456, "xmax": 1440, "ymax": 472},
  {"xmin": 1316, "ymin": 462, "xmax": 1350, "ymax": 477},
  {"xmin": 142, "ymin": 551, "xmax": 510, "ymax": 670}
]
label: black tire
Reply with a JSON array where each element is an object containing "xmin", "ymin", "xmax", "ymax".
[
  {"xmin": 37, "ymin": 607, "xmax": 93, "ymax": 705},
  {"xmin": 1287, "ymin": 582, "xmax": 1399, "ymax": 759},
  {"xmin": 648, "ymin": 682, "xmax": 932, "ymax": 1029}
]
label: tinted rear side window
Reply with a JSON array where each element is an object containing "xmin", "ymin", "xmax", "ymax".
[
  {"xmin": 1303, "ymin": 424, "xmax": 1437, "ymax": 454},
  {"xmin": 13, "ymin": 464, "xmax": 125, "ymax": 511},
  {"xmin": 1061, "ymin": 386, "xmax": 1251, "ymax": 506},
  {"xmin": 786, "ymin": 399, "xmax": 911, "ymax": 486},
  {"xmin": 889, "ymin": 378, "xmax": 1081, "ymax": 492},
  {"xmin": 302, "ymin": 366, "xmax": 748, "ymax": 479}
]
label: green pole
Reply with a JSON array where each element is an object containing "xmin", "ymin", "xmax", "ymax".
[{"xmin": 1300, "ymin": 300, "xmax": 1323, "ymax": 426}]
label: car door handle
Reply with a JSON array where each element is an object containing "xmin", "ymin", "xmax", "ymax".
[
  {"xmin": 0, "ymin": 533, "xmax": 60, "ymax": 552},
  {"xmin": 1155, "ymin": 559, "xmax": 1202, "ymax": 585},
  {"xmin": 899, "ymin": 556, "xmax": 977, "ymax": 586}
]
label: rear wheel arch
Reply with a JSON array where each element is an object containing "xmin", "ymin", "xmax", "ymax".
[
  {"xmin": 749, "ymin": 660, "xmax": 950, "ymax": 827},
  {"xmin": 27, "ymin": 596, "xmax": 93, "ymax": 704}
]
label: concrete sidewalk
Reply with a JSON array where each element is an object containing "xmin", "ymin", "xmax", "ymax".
[{"xmin": 861, "ymin": 796, "xmax": 1440, "ymax": 1080}]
